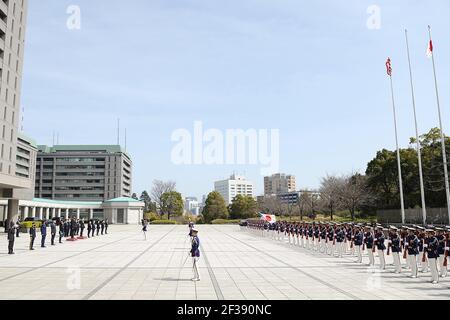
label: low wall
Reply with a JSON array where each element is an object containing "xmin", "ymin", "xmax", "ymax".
[{"xmin": 377, "ymin": 207, "xmax": 450, "ymax": 225}]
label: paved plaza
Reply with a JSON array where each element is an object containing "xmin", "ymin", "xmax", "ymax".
[{"xmin": 0, "ymin": 225, "xmax": 448, "ymax": 300}]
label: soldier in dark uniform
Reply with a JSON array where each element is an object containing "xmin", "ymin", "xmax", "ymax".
[
  {"xmin": 40, "ymin": 221, "xmax": 47, "ymax": 248},
  {"xmin": 64, "ymin": 220, "xmax": 69, "ymax": 237},
  {"xmin": 29, "ymin": 223, "xmax": 36, "ymax": 250},
  {"xmin": 70, "ymin": 218, "xmax": 77, "ymax": 239},
  {"xmin": 374, "ymin": 226, "xmax": 386, "ymax": 269},
  {"xmin": 436, "ymin": 228, "xmax": 447, "ymax": 278},
  {"xmin": 79, "ymin": 219, "xmax": 85, "ymax": 238},
  {"xmin": 7, "ymin": 221, "xmax": 15, "ymax": 254},
  {"xmin": 425, "ymin": 229, "xmax": 440, "ymax": 284},
  {"xmin": 190, "ymin": 228, "xmax": 201, "ymax": 281},
  {"xmin": 105, "ymin": 219, "xmax": 109, "ymax": 234},
  {"xmin": 50, "ymin": 221, "xmax": 57, "ymax": 246},
  {"xmin": 59, "ymin": 220, "xmax": 64, "ymax": 243},
  {"xmin": 406, "ymin": 227, "xmax": 419, "ymax": 278},
  {"xmin": 327, "ymin": 225, "xmax": 334, "ymax": 255},
  {"xmin": 100, "ymin": 220, "xmax": 105, "ymax": 235},
  {"xmin": 87, "ymin": 220, "xmax": 92, "ymax": 238},
  {"xmin": 364, "ymin": 226, "xmax": 375, "ymax": 266},
  {"xmin": 354, "ymin": 226, "xmax": 363, "ymax": 263},
  {"xmin": 335, "ymin": 225, "xmax": 345, "ymax": 258},
  {"xmin": 389, "ymin": 226, "xmax": 402, "ymax": 273},
  {"xmin": 96, "ymin": 220, "xmax": 100, "ymax": 236},
  {"xmin": 92, "ymin": 220, "xmax": 96, "ymax": 237}
]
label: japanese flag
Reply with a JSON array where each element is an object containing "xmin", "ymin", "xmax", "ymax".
[{"xmin": 427, "ymin": 40, "xmax": 433, "ymax": 58}]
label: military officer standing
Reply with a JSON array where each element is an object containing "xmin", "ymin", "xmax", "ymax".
[
  {"xmin": 58, "ymin": 220, "xmax": 64, "ymax": 244},
  {"xmin": 389, "ymin": 227, "xmax": 402, "ymax": 273},
  {"xmin": 7, "ymin": 221, "xmax": 15, "ymax": 254},
  {"xmin": 436, "ymin": 228, "xmax": 447, "ymax": 278},
  {"xmin": 364, "ymin": 226, "xmax": 375, "ymax": 266},
  {"xmin": 406, "ymin": 227, "xmax": 419, "ymax": 278},
  {"xmin": 50, "ymin": 221, "xmax": 57, "ymax": 246},
  {"xmin": 40, "ymin": 221, "xmax": 47, "ymax": 248},
  {"xmin": 354, "ymin": 226, "xmax": 363, "ymax": 263},
  {"xmin": 29, "ymin": 223, "xmax": 36, "ymax": 250},
  {"xmin": 190, "ymin": 228, "xmax": 201, "ymax": 281},
  {"xmin": 374, "ymin": 227, "xmax": 386, "ymax": 270},
  {"xmin": 425, "ymin": 229, "xmax": 440, "ymax": 284},
  {"xmin": 105, "ymin": 219, "xmax": 109, "ymax": 234},
  {"xmin": 79, "ymin": 219, "xmax": 85, "ymax": 238}
]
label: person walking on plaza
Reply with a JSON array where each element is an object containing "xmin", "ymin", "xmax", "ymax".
[
  {"xmin": 50, "ymin": 221, "xmax": 56, "ymax": 246},
  {"xmin": 425, "ymin": 229, "xmax": 440, "ymax": 284},
  {"xmin": 142, "ymin": 219, "xmax": 148, "ymax": 240},
  {"xmin": 41, "ymin": 221, "xmax": 47, "ymax": 248},
  {"xmin": 190, "ymin": 228, "xmax": 201, "ymax": 281},
  {"xmin": 70, "ymin": 217, "xmax": 77, "ymax": 239},
  {"xmin": 87, "ymin": 220, "xmax": 92, "ymax": 238},
  {"xmin": 79, "ymin": 219, "xmax": 85, "ymax": 238},
  {"xmin": 7, "ymin": 221, "xmax": 15, "ymax": 254},
  {"xmin": 100, "ymin": 220, "xmax": 105, "ymax": 235},
  {"xmin": 374, "ymin": 226, "xmax": 387, "ymax": 270},
  {"xmin": 29, "ymin": 223, "xmax": 36, "ymax": 250}
]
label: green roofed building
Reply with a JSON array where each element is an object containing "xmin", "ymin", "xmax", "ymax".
[{"xmin": 35, "ymin": 145, "xmax": 132, "ymax": 203}]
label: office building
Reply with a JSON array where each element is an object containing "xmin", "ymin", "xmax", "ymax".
[
  {"xmin": 264, "ymin": 173, "xmax": 296, "ymax": 196},
  {"xmin": 214, "ymin": 174, "xmax": 254, "ymax": 205},
  {"xmin": 35, "ymin": 145, "xmax": 132, "ymax": 202},
  {"xmin": 185, "ymin": 196, "xmax": 200, "ymax": 216}
]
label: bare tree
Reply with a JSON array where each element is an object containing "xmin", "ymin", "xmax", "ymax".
[
  {"xmin": 151, "ymin": 180, "xmax": 176, "ymax": 215},
  {"xmin": 319, "ymin": 175, "xmax": 342, "ymax": 220},
  {"xmin": 338, "ymin": 173, "xmax": 373, "ymax": 221},
  {"xmin": 259, "ymin": 195, "xmax": 283, "ymax": 216}
]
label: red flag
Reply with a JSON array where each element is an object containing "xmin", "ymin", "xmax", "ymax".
[
  {"xmin": 427, "ymin": 40, "xmax": 433, "ymax": 58},
  {"xmin": 386, "ymin": 58, "xmax": 392, "ymax": 76}
]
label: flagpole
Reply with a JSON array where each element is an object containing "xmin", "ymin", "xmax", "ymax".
[
  {"xmin": 428, "ymin": 25, "xmax": 450, "ymax": 225},
  {"xmin": 387, "ymin": 58, "xmax": 406, "ymax": 224},
  {"xmin": 405, "ymin": 29, "xmax": 427, "ymax": 225}
]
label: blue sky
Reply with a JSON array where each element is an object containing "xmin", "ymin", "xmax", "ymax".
[{"xmin": 21, "ymin": 0, "xmax": 450, "ymax": 200}]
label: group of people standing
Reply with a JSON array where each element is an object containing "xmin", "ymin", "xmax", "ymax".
[
  {"xmin": 6, "ymin": 217, "xmax": 109, "ymax": 254},
  {"xmin": 245, "ymin": 220, "xmax": 449, "ymax": 284}
]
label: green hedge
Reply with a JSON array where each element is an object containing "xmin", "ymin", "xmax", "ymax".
[
  {"xmin": 150, "ymin": 220, "xmax": 177, "ymax": 225},
  {"xmin": 211, "ymin": 219, "xmax": 241, "ymax": 225}
]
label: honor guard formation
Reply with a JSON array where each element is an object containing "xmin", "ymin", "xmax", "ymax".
[
  {"xmin": 6, "ymin": 217, "xmax": 109, "ymax": 254},
  {"xmin": 244, "ymin": 220, "xmax": 449, "ymax": 284}
]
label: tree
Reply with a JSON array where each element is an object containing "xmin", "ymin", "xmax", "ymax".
[
  {"xmin": 258, "ymin": 195, "xmax": 283, "ymax": 216},
  {"xmin": 229, "ymin": 195, "xmax": 258, "ymax": 219},
  {"xmin": 151, "ymin": 180, "xmax": 176, "ymax": 215},
  {"xmin": 337, "ymin": 173, "xmax": 374, "ymax": 220},
  {"xmin": 202, "ymin": 191, "xmax": 229, "ymax": 223},
  {"xmin": 131, "ymin": 193, "xmax": 138, "ymax": 200},
  {"xmin": 160, "ymin": 191, "xmax": 184, "ymax": 220},
  {"xmin": 139, "ymin": 190, "xmax": 156, "ymax": 213},
  {"xmin": 319, "ymin": 175, "xmax": 342, "ymax": 220}
]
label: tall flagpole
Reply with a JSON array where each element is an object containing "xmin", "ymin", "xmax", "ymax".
[
  {"xmin": 386, "ymin": 58, "xmax": 406, "ymax": 224},
  {"xmin": 428, "ymin": 25, "xmax": 450, "ymax": 224},
  {"xmin": 405, "ymin": 29, "xmax": 427, "ymax": 225}
]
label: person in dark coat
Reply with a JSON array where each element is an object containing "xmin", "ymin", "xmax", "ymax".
[
  {"xmin": 29, "ymin": 223, "xmax": 36, "ymax": 250},
  {"xmin": 96, "ymin": 220, "xmax": 100, "ymax": 236},
  {"xmin": 50, "ymin": 221, "xmax": 57, "ymax": 245},
  {"xmin": 105, "ymin": 219, "xmax": 109, "ymax": 234},
  {"xmin": 41, "ymin": 222, "xmax": 47, "ymax": 248},
  {"xmin": 70, "ymin": 218, "xmax": 77, "ymax": 239},
  {"xmin": 59, "ymin": 220, "xmax": 64, "ymax": 243},
  {"xmin": 91, "ymin": 220, "xmax": 96, "ymax": 237},
  {"xmin": 87, "ymin": 220, "xmax": 92, "ymax": 238},
  {"xmin": 8, "ymin": 222, "xmax": 15, "ymax": 254},
  {"xmin": 16, "ymin": 219, "xmax": 21, "ymax": 237},
  {"xmin": 79, "ymin": 219, "xmax": 85, "ymax": 238},
  {"xmin": 100, "ymin": 220, "xmax": 105, "ymax": 235}
]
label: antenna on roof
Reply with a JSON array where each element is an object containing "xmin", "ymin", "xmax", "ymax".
[
  {"xmin": 52, "ymin": 131, "xmax": 55, "ymax": 146},
  {"xmin": 56, "ymin": 132, "xmax": 60, "ymax": 145}
]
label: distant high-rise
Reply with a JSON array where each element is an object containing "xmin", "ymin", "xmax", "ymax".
[
  {"xmin": 0, "ymin": 0, "xmax": 29, "ymax": 198},
  {"xmin": 214, "ymin": 174, "xmax": 254, "ymax": 205},
  {"xmin": 264, "ymin": 173, "xmax": 296, "ymax": 196}
]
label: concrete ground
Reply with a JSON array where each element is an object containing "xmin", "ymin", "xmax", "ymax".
[{"xmin": 0, "ymin": 225, "xmax": 448, "ymax": 300}]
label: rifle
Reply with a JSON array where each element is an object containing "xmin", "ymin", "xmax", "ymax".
[
  {"xmin": 387, "ymin": 241, "xmax": 391, "ymax": 256},
  {"xmin": 422, "ymin": 239, "xmax": 426, "ymax": 263}
]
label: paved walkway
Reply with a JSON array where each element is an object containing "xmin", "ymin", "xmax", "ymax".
[{"xmin": 0, "ymin": 225, "xmax": 448, "ymax": 300}]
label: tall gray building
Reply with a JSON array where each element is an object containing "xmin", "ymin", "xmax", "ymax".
[
  {"xmin": 0, "ymin": 0, "xmax": 29, "ymax": 198},
  {"xmin": 35, "ymin": 145, "xmax": 132, "ymax": 202}
]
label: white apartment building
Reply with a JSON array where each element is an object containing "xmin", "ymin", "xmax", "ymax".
[
  {"xmin": 184, "ymin": 196, "xmax": 200, "ymax": 216},
  {"xmin": 214, "ymin": 174, "xmax": 254, "ymax": 205}
]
